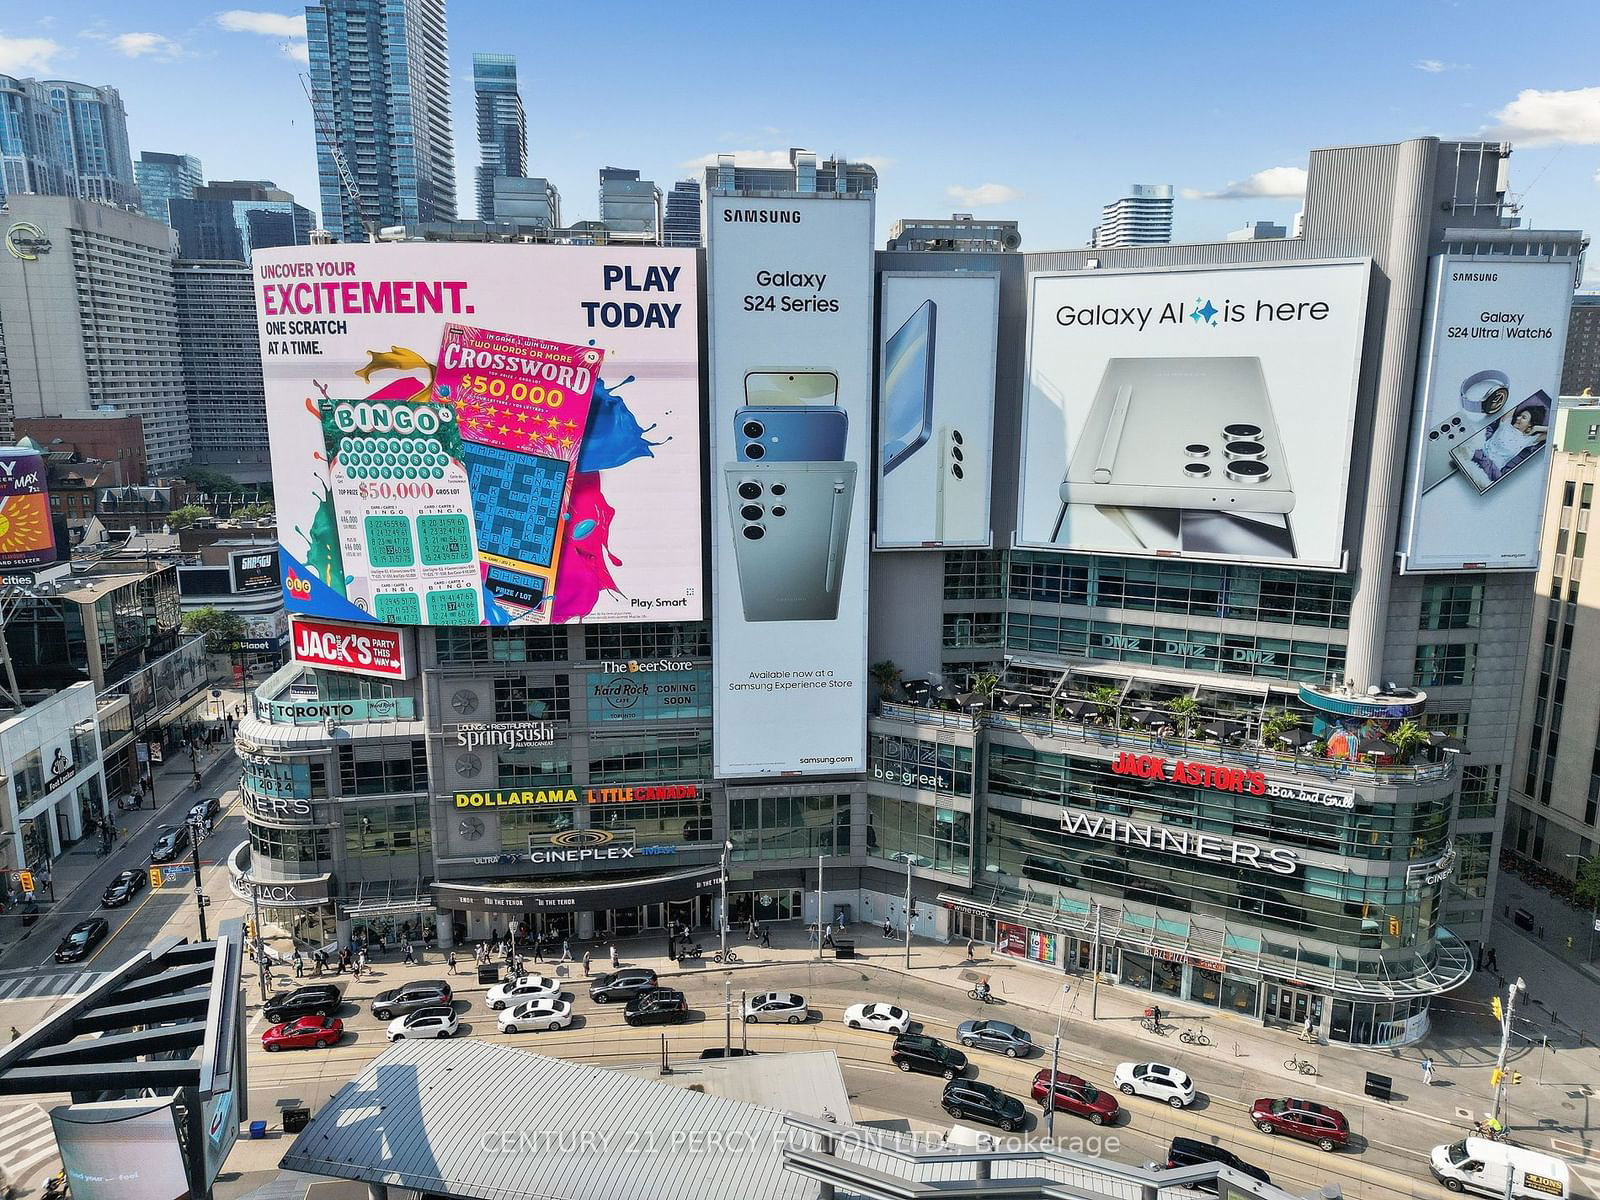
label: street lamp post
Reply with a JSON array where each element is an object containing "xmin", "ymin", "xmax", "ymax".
[
  {"xmin": 1491, "ymin": 976, "xmax": 1525, "ymax": 1126},
  {"xmin": 720, "ymin": 840, "xmax": 731, "ymax": 964},
  {"xmin": 1046, "ymin": 983, "xmax": 1070, "ymax": 1140},
  {"xmin": 892, "ymin": 852, "xmax": 928, "ymax": 970},
  {"xmin": 187, "ymin": 816, "xmax": 208, "ymax": 942}
]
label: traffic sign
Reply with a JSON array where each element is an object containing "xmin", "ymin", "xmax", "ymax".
[
  {"xmin": 14, "ymin": 871, "xmax": 33, "ymax": 895},
  {"xmin": 149, "ymin": 867, "xmax": 164, "ymax": 889},
  {"xmin": 158, "ymin": 865, "xmax": 193, "ymax": 887}
]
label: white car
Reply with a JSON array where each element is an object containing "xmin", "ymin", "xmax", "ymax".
[
  {"xmin": 742, "ymin": 991, "xmax": 809, "ymax": 1024},
  {"xmin": 497, "ymin": 998, "xmax": 572, "ymax": 1033},
  {"xmin": 1113, "ymin": 1061, "xmax": 1196, "ymax": 1108},
  {"xmin": 843, "ymin": 1002, "xmax": 910, "ymax": 1035},
  {"xmin": 485, "ymin": 974, "xmax": 562, "ymax": 1010},
  {"xmin": 387, "ymin": 1005, "xmax": 459, "ymax": 1041}
]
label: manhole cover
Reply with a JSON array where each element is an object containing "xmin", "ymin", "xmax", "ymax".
[{"xmin": 1454, "ymin": 1108, "xmax": 1475, "ymax": 1120}]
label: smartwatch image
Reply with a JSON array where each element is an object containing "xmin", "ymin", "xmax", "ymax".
[{"xmin": 1459, "ymin": 369, "xmax": 1510, "ymax": 416}]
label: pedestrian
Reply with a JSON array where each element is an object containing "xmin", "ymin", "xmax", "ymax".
[
  {"xmin": 7, "ymin": 1027, "xmax": 16, "ymax": 1042},
  {"xmin": 356, "ymin": 949, "xmax": 367, "ymax": 977},
  {"xmin": 293, "ymin": 950, "xmax": 304, "ymax": 978},
  {"xmin": 823, "ymin": 928, "xmax": 834, "ymax": 950},
  {"xmin": 835, "ymin": 912, "xmax": 845, "ymax": 934},
  {"xmin": 41, "ymin": 870, "xmax": 52, "ymax": 901},
  {"xmin": 760, "ymin": 925, "xmax": 771, "ymax": 949},
  {"xmin": 447, "ymin": 950, "xmax": 457, "ymax": 975},
  {"xmin": 514, "ymin": 954, "xmax": 526, "ymax": 977},
  {"xmin": 532, "ymin": 939, "xmax": 544, "ymax": 963},
  {"xmin": 562, "ymin": 938, "xmax": 571, "ymax": 963},
  {"xmin": 966, "ymin": 939, "xmax": 976, "ymax": 960},
  {"xmin": 1485, "ymin": 946, "xmax": 1499, "ymax": 973},
  {"xmin": 312, "ymin": 950, "xmax": 324, "ymax": 977},
  {"xmin": 883, "ymin": 917, "xmax": 893, "ymax": 938},
  {"xmin": 403, "ymin": 942, "xmax": 415, "ymax": 966},
  {"xmin": 1422, "ymin": 1057, "xmax": 1436, "ymax": 1086},
  {"xmin": 609, "ymin": 943, "xmax": 618, "ymax": 969},
  {"xmin": 582, "ymin": 950, "xmax": 592, "ymax": 977},
  {"xmin": 747, "ymin": 918, "xmax": 756, "ymax": 941},
  {"xmin": 1302, "ymin": 1014, "xmax": 1315, "ymax": 1041}
]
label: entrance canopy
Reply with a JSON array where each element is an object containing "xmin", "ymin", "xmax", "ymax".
[{"xmin": 434, "ymin": 864, "xmax": 723, "ymax": 913}]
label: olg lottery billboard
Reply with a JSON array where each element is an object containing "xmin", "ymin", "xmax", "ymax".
[
  {"xmin": 1018, "ymin": 261, "xmax": 1370, "ymax": 568},
  {"xmin": 707, "ymin": 194, "xmax": 874, "ymax": 776},
  {"xmin": 1398, "ymin": 256, "xmax": 1576, "ymax": 572},
  {"xmin": 254, "ymin": 245, "xmax": 701, "ymax": 625}
]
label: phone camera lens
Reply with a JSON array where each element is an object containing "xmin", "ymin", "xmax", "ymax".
[
  {"xmin": 1226, "ymin": 460, "xmax": 1271, "ymax": 481},
  {"xmin": 745, "ymin": 443, "xmax": 765, "ymax": 460},
  {"xmin": 1183, "ymin": 462, "xmax": 1211, "ymax": 478},
  {"xmin": 1184, "ymin": 443, "xmax": 1210, "ymax": 459},
  {"xmin": 951, "ymin": 464, "xmax": 965, "ymax": 480},
  {"xmin": 951, "ymin": 430, "xmax": 964, "ymax": 445},
  {"xmin": 770, "ymin": 483, "xmax": 786, "ymax": 497},
  {"xmin": 1224, "ymin": 440, "xmax": 1266, "ymax": 460},
  {"xmin": 742, "ymin": 525, "xmax": 765, "ymax": 541},
  {"xmin": 738, "ymin": 481, "xmax": 762, "ymax": 500},
  {"xmin": 1223, "ymin": 423, "xmax": 1262, "ymax": 439},
  {"xmin": 771, "ymin": 505, "xmax": 786, "ymax": 517},
  {"xmin": 743, "ymin": 420, "xmax": 764, "ymax": 438},
  {"xmin": 951, "ymin": 446, "xmax": 965, "ymax": 463},
  {"xmin": 740, "ymin": 503, "xmax": 764, "ymax": 521}
]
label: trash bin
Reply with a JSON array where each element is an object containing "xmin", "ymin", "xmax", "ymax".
[
  {"xmin": 833, "ymin": 940, "xmax": 855, "ymax": 960},
  {"xmin": 1513, "ymin": 908, "xmax": 1536, "ymax": 932},
  {"xmin": 1364, "ymin": 1071, "xmax": 1392, "ymax": 1102},
  {"xmin": 248, "ymin": 1121, "xmax": 267, "ymax": 1140},
  {"xmin": 282, "ymin": 1107, "xmax": 311, "ymax": 1133},
  {"xmin": 477, "ymin": 963, "xmax": 500, "ymax": 985}
]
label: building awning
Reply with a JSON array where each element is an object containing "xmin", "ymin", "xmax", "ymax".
[
  {"xmin": 435, "ymin": 864, "xmax": 724, "ymax": 914},
  {"xmin": 340, "ymin": 878, "xmax": 436, "ymax": 918}
]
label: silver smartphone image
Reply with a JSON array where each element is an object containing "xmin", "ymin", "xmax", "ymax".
[
  {"xmin": 725, "ymin": 462, "xmax": 856, "ymax": 622},
  {"xmin": 881, "ymin": 300, "xmax": 936, "ymax": 474},
  {"xmin": 1420, "ymin": 411, "xmax": 1492, "ymax": 492},
  {"xmin": 744, "ymin": 370, "xmax": 839, "ymax": 407},
  {"xmin": 934, "ymin": 425, "xmax": 984, "ymax": 543},
  {"xmin": 1060, "ymin": 357, "xmax": 1295, "ymax": 515}
]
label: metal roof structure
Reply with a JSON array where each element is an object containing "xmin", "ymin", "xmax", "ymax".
[
  {"xmin": 280, "ymin": 1038, "xmax": 822, "ymax": 1200},
  {"xmin": 619, "ymin": 1049, "xmax": 851, "ymax": 1124}
]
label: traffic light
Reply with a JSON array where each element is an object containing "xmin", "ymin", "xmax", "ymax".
[
  {"xmin": 1512, "ymin": 1072, "xmax": 1523, "ymax": 1085},
  {"xmin": 1388, "ymin": 916, "xmax": 1401, "ymax": 937},
  {"xmin": 1491, "ymin": 1067, "xmax": 1503, "ymax": 1086},
  {"xmin": 1492, "ymin": 996, "xmax": 1504, "ymax": 1022}
]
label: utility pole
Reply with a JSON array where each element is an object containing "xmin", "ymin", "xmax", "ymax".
[
  {"xmin": 724, "ymin": 973, "xmax": 732, "ymax": 1055},
  {"xmin": 904, "ymin": 852, "xmax": 914, "ymax": 970},
  {"xmin": 817, "ymin": 853, "xmax": 824, "ymax": 960},
  {"xmin": 1090, "ymin": 902, "xmax": 1103, "ymax": 1021},
  {"xmin": 1491, "ymin": 977, "xmax": 1525, "ymax": 1126},
  {"xmin": 188, "ymin": 816, "xmax": 208, "ymax": 942},
  {"xmin": 250, "ymin": 881, "xmax": 270, "ymax": 1002},
  {"xmin": 1046, "ymin": 984, "xmax": 1070, "ymax": 1140},
  {"xmin": 720, "ymin": 841, "xmax": 730, "ymax": 965}
]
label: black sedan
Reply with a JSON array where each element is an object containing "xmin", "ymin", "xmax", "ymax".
[
  {"xmin": 55, "ymin": 918, "xmax": 110, "ymax": 963},
  {"xmin": 101, "ymin": 869, "xmax": 146, "ymax": 908},
  {"xmin": 149, "ymin": 824, "xmax": 190, "ymax": 864},
  {"xmin": 942, "ymin": 1079, "xmax": 1027, "ymax": 1133}
]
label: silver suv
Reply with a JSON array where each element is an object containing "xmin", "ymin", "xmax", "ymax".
[{"xmin": 370, "ymin": 979, "xmax": 452, "ymax": 1019}]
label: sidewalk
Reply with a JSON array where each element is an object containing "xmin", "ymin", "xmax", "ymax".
[{"xmin": 0, "ymin": 684, "xmax": 248, "ymax": 964}]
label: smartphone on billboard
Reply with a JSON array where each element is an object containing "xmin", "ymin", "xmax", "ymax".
[
  {"xmin": 724, "ymin": 462, "xmax": 855, "ymax": 622},
  {"xmin": 743, "ymin": 370, "xmax": 839, "ymax": 407},
  {"xmin": 934, "ymin": 425, "xmax": 984, "ymax": 543},
  {"xmin": 881, "ymin": 300, "xmax": 936, "ymax": 475},
  {"xmin": 1449, "ymin": 390, "xmax": 1552, "ymax": 495},
  {"xmin": 733, "ymin": 406, "xmax": 848, "ymax": 461}
]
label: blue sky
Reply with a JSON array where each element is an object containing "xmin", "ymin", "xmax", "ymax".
[{"xmin": 4, "ymin": 1, "xmax": 1598, "ymax": 269}]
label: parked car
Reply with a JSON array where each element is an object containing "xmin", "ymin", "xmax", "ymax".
[
  {"xmin": 742, "ymin": 992, "xmax": 809, "ymax": 1024},
  {"xmin": 589, "ymin": 968, "xmax": 659, "ymax": 1003},
  {"xmin": 371, "ymin": 980, "xmax": 452, "ymax": 1019},
  {"xmin": 497, "ymin": 998, "xmax": 572, "ymax": 1033},
  {"xmin": 957, "ymin": 1019, "xmax": 1032, "ymax": 1058},
  {"xmin": 941, "ymin": 1079, "xmax": 1026, "ymax": 1133},
  {"xmin": 624, "ymin": 988, "xmax": 689, "ymax": 1027},
  {"xmin": 261, "ymin": 1014, "xmax": 344, "ymax": 1052},
  {"xmin": 485, "ymin": 974, "xmax": 562, "ymax": 1010},
  {"xmin": 843, "ymin": 1002, "xmax": 910, "ymax": 1035},
  {"xmin": 101, "ymin": 869, "xmax": 146, "ymax": 908},
  {"xmin": 189, "ymin": 796, "xmax": 221, "ymax": 824},
  {"xmin": 263, "ymin": 984, "xmax": 343, "ymax": 1025},
  {"xmin": 1113, "ymin": 1061, "xmax": 1196, "ymax": 1108},
  {"xmin": 148, "ymin": 824, "xmax": 190, "ymax": 864},
  {"xmin": 891, "ymin": 1033, "xmax": 968, "ymax": 1080},
  {"xmin": 1250, "ymin": 1097, "xmax": 1350, "ymax": 1152},
  {"xmin": 1031, "ymin": 1070, "xmax": 1120, "ymax": 1125},
  {"xmin": 387, "ymin": 1005, "xmax": 459, "ymax": 1041},
  {"xmin": 1163, "ymin": 1136, "xmax": 1272, "ymax": 1190},
  {"xmin": 54, "ymin": 918, "xmax": 109, "ymax": 963}
]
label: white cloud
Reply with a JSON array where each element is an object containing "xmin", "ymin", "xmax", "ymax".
[
  {"xmin": 1182, "ymin": 166, "xmax": 1308, "ymax": 200},
  {"xmin": 0, "ymin": 33, "xmax": 64, "ymax": 75},
  {"xmin": 109, "ymin": 31, "xmax": 186, "ymax": 59},
  {"xmin": 945, "ymin": 182, "xmax": 1020, "ymax": 207},
  {"xmin": 1413, "ymin": 58, "xmax": 1466, "ymax": 73},
  {"xmin": 678, "ymin": 149, "xmax": 793, "ymax": 170},
  {"xmin": 215, "ymin": 10, "xmax": 306, "ymax": 38},
  {"xmin": 1485, "ymin": 86, "xmax": 1600, "ymax": 146}
]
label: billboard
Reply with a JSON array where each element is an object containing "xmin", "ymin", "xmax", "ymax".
[
  {"xmin": 0, "ymin": 448, "xmax": 57, "ymax": 571},
  {"xmin": 289, "ymin": 615, "xmax": 414, "ymax": 679},
  {"xmin": 1398, "ymin": 256, "xmax": 1576, "ymax": 571},
  {"xmin": 52, "ymin": 1100, "xmax": 191, "ymax": 1200},
  {"xmin": 228, "ymin": 547, "xmax": 279, "ymax": 592},
  {"xmin": 876, "ymin": 272, "xmax": 1000, "ymax": 547},
  {"xmin": 707, "ymin": 194, "xmax": 874, "ymax": 776},
  {"xmin": 1018, "ymin": 261, "xmax": 1370, "ymax": 568},
  {"xmin": 254, "ymin": 244, "xmax": 701, "ymax": 625}
]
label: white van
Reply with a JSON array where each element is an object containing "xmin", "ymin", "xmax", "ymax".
[{"xmin": 1430, "ymin": 1139, "xmax": 1569, "ymax": 1199}]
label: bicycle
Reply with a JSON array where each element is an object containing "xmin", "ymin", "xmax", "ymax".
[
  {"xmin": 713, "ymin": 948, "xmax": 739, "ymax": 964},
  {"xmin": 1140, "ymin": 1017, "xmax": 1169, "ymax": 1035},
  {"xmin": 1178, "ymin": 1027, "xmax": 1211, "ymax": 1046},
  {"xmin": 1284, "ymin": 1054, "xmax": 1318, "ymax": 1076}
]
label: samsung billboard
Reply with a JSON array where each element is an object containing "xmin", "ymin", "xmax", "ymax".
[
  {"xmin": 1398, "ymin": 256, "xmax": 1577, "ymax": 572},
  {"xmin": 707, "ymin": 194, "xmax": 874, "ymax": 776},
  {"xmin": 1018, "ymin": 261, "xmax": 1370, "ymax": 568},
  {"xmin": 254, "ymin": 244, "xmax": 702, "ymax": 626}
]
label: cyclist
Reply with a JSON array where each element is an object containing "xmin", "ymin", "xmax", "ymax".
[
  {"xmin": 975, "ymin": 980, "xmax": 991, "ymax": 1003},
  {"xmin": 1150, "ymin": 1004, "xmax": 1162, "ymax": 1029}
]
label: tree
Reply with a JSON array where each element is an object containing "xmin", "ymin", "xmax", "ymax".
[
  {"xmin": 182, "ymin": 606, "xmax": 248, "ymax": 654},
  {"xmin": 1576, "ymin": 855, "xmax": 1600, "ymax": 912},
  {"xmin": 1089, "ymin": 684, "xmax": 1122, "ymax": 725},
  {"xmin": 174, "ymin": 466, "xmax": 243, "ymax": 496},
  {"xmin": 1167, "ymin": 695, "xmax": 1199, "ymax": 738},
  {"xmin": 1261, "ymin": 708, "xmax": 1300, "ymax": 743},
  {"xmin": 1388, "ymin": 718, "xmax": 1431, "ymax": 763},
  {"xmin": 970, "ymin": 671, "xmax": 1001, "ymax": 702},
  {"xmin": 167, "ymin": 504, "xmax": 208, "ymax": 530},
  {"xmin": 234, "ymin": 502, "xmax": 276, "ymax": 520}
]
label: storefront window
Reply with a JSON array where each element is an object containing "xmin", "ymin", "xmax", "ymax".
[
  {"xmin": 869, "ymin": 733, "xmax": 975, "ymax": 796},
  {"xmin": 1221, "ymin": 974, "xmax": 1258, "ymax": 1015},
  {"xmin": 730, "ymin": 794, "xmax": 851, "ymax": 862},
  {"xmin": 339, "ymin": 741, "xmax": 427, "ymax": 795},
  {"xmin": 1192, "ymin": 966, "xmax": 1223, "ymax": 1007},
  {"xmin": 249, "ymin": 824, "xmax": 333, "ymax": 867},
  {"xmin": 727, "ymin": 888, "xmax": 801, "ymax": 925},
  {"xmin": 866, "ymin": 796, "xmax": 971, "ymax": 874}
]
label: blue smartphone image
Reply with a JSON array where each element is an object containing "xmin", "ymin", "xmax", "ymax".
[
  {"xmin": 880, "ymin": 299, "xmax": 936, "ymax": 474},
  {"xmin": 734, "ymin": 406, "xmax": 848, "ymax": 462}
]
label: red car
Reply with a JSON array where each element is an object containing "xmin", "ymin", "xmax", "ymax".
[
  {"xmin": 1249, "ymin": 1097, "xmax": 1349, "ymax": 1151},
  {"xmin": 262, "ymin": 1014, "xmax": 345, "ymax": 1052},
  {"xmin": 1030, "ymin": 1069, "xmax": 1120, "ymax": 1125}
]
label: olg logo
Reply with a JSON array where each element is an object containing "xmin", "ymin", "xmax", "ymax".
[{"xmin": 332, "ymin": 401, "xmax": 453, "ymax": 436}]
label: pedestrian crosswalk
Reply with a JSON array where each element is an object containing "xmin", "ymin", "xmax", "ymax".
[
  {"xmin": 0, "ymin": 970, "xmax": 105, "ymax": 1003},
  {"xmin": 0, "ymin": 1103, "xmax": 59, "ymax": 1184}
]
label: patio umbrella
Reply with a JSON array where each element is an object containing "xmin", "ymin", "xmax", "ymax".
[
  {"xmin": 1131, "ymin": 709, "xmax": 1166, "ymax": 728},
  {"xmin": 957, "ymin": 691, "xmax": 985, "ymax": 710},
  {"xmin": 935, "ymin": 680, "xmax": 962, "ymax": 701},
  {"xmin": 1059, "ymin": 699, "xmax": 1088, "ymax": 720},
  {"xmin": 1276, "ymin": 728, "xmax": 1315, "ymax": 750},
  {"xmin": 1359, "ymin": 736, "xmax": 1400, "ymax": 758},
  {"xmin": 1204, "ymin": 718, "xmax": 1245, "ymax": 740},
  {"xmin": 1012, "ymin": 696, "xmax": 1039, "ymax": 714},
  {"xmin": 1428, "ymin": 731, "xmax": 1469, "ymax": 754}
]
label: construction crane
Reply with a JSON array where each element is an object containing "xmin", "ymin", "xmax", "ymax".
[{"xmin": 300, "ymin": 72, "xmax": 376, "ymax": 242}]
